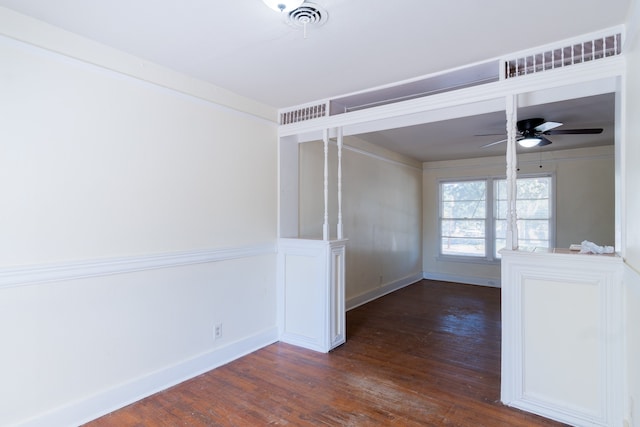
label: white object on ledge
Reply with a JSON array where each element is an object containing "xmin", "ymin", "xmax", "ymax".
[{"xmin": 579, "ymin": 240, "xmax": 614, "ymax": 254}]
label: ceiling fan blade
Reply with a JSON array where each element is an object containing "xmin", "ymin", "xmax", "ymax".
[
  {"xmin": 537, "ymin": 137, "xmax": 553, "ymax": 146},
  {"xmin": 481, "ymin": 138, "xmax": 507, "ymax": 148},
  {"xmin": 544, "ymin": 128, "xmax": 603, "ymax": 135},
  {"xmin": 534, "ymin": 121, "xmax": 563, "ymax": 132}
]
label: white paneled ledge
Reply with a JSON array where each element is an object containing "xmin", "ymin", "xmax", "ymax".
[
  {"xmin": 277, "ymin": 238, "xmax": 347, "ymax": 353},
  {"xmin": 501, "ymin": 248, "xmax": 623, "ymax": 426}
]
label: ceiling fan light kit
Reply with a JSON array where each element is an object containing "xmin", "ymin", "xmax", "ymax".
[{"xmin": 518, "ymin": 137, "xmax": 543, "ymax": 148}]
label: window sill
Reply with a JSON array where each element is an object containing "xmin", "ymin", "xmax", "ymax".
[{"xmin": 436, "ymin": 255, "xmax": 501, "ymax": 265}]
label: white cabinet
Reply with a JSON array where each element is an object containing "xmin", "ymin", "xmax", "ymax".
[
  {"xmin": 501, "ymin": 248, "xmax": 623, "ymax": 426},
  {"xmin": 277, "ymin": 238, "xmax": 347, "ymax": 353}
]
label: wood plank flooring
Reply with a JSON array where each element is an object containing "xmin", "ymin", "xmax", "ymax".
[{"xmin": 86, "ymin": 280, "xmax": 566, "ymax": 426}]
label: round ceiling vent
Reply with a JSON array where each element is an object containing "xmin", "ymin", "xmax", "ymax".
[{"xmin": 287, "ymin": 3, "xmax": 328, "ymax": 28}]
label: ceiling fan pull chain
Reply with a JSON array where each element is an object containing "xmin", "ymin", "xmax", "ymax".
[{"xmin": 539, "ymin": 148, "xmax": 543, "ymax": 168}]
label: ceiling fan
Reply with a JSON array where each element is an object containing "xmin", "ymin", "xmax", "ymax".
[{"xmin": 481, "ymin": 118, "xmax": 603, "ymax": 148}]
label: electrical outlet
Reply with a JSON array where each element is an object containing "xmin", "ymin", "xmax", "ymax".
[{"xmin": 214, "ymin": 323, "xmax": 223, "ymax": 341}]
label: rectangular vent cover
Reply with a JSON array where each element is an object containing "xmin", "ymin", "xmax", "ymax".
[
  {"xmin": 280, "ymin": 103, "xmax": 327, "ymax": 125},
  {"xmin": 504, "ymin": 33, "xmax": 622, "ymax": 78}
]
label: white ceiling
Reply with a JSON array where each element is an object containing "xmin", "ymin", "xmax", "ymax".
[
  {"xmin": 358, "ymin": 93, "xmax": 616, "ymax": 162},
  {"xmin": 0, "ymin": 0, "xmax": 631, "ymax": 161}
]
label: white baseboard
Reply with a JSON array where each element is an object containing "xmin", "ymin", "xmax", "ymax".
[
  {"xmin": 346, "ymin": 272, "xmax": 423, "ymax": 311},
  {"xmin": 18, "ymin": 327, "xmax": 279, "ymax": 427},
  {"xmin": 422, "ymin": 271, "xmax": 501, "ymax": 288}
]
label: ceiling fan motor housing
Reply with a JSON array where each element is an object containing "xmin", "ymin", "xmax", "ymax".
[{"xmin": 517, "ymin": 118, "xmax": 546, "ymax": 132}]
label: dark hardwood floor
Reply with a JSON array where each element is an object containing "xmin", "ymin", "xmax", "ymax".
[{"xmin": 86, "ymin": 280, "xmax": 566, "ymax": 426}]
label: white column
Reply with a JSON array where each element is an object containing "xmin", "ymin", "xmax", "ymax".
[
  {"xmin": 336, "ymin": 127, "xmax": 344, "ymax": 239},
  {"xmin": 505, "ymin": 94, "xmax": 518, "ymax": 250},
  {"xmin": 322, "ymin": 129, "xmax": 329, "ymax": 241}
]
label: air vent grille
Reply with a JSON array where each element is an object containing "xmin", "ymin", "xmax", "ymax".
[
  {"xmin": 504, "ymin": 33, "xmax": 622, "ymax": 79},
  {"xmin": 280, "ymin": 102, "xmax": 327, "ymax": 125},
  {"xmin": 287, "ymin": 3, "xmax": 327, "ymax": 28}
]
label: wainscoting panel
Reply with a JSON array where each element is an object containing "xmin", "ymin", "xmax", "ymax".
[{"xmin": 501, "ymin": 249, "xmax": 623, "ymax": 426}]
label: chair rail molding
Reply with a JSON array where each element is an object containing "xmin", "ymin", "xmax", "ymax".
[{"xmin": 0, "ymin": 243, "xmax": 277, "ymax": 289}]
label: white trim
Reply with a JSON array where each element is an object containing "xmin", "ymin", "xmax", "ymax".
[
  {"xmin": 344, "ymin": 144, "xmax": 423, "ymax": 171},
  {"xmin": 278, "ymin": 55, "xmax": 624, "ymax": 140},
  {"xmin": 346, "ymin": 272, "xmax": 423, "ymax": 311},
  {"xmin": 277, "ymin": 25, "xmax": 624, "ymax": 127},
  {"xmin": 423, "ymin": 271, "xmax": 501, "ymax": 288},
  {"xmin": 0, "ymin": 243, "xmax": 277, "ymax": 289},
  {"xmin": 308, "ymin": 136, "xmax": 422, "ymax": 171},
  {"xmin": 434, "ymin": 255, "xmax": 500, "ymax": 266},
  {"xmin": 17, "ymin": 327, "xmax": 279, "ymax": 427}
]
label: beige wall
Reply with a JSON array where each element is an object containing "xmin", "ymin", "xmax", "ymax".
[
  {"xmin": 623, "ymin": 1, "xmax": 640, "ymax": 424},
  {"xmin": 624, "ymin": 1, "xmax": 640, "ymax": 269},
  {"xmin": 0, "ymin": 10, "xmax": 278, "ymax": 426},
  {"xmin": 422, "ymin": 146, "xmax": 615, "ymax": 286},
  {"xmin": 299, "ymin": 137, "xmax": 423, "ymax": 305},
  {"xmin": 1, "ymin": 43, "xmax": 275, "ymax": 265}
]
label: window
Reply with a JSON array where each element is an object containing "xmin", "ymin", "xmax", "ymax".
[
  {"xmin": 440, "ymin": 180, "xmax": 487, "ymax": 257},
  {"xmin": 439, "ymin": 175, "xmax": 553, "ymax": 261}
]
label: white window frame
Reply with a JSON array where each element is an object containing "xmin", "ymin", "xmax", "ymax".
[{"xmin": 438, "ymin": 173, "xmax": 555, "ymax": 263}]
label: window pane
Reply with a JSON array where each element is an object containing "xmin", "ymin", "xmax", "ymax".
[
  {"xmin": 442, "ymin": 181, "xmax": 486, "ymax": 201},
  {"xmin": 440, "ymin": 180, "xmax": 487, "ymax": 258},
  {"xmin": 495, "ymin": 200, "xmax": 508, "ymax": 220},
  {"xmin": 517, "ymin": 177, "xmax": 550, "ymax": 199},
  {"xmin": 494, "ymin": 176, "xmax": 552, "ymax": 258},
  {"xmin": 495, "ymin": 180, "xmax": 507, "ymax": 200},
  {"xmin": 495, "ymin": 180, "xmax": 508, "ymax": 220},
  {"xmin": 516, "ymin": 199, "xmax": 549, "ymax": 219},
  {"xmin": 442, "ymin": 200, "xmax": 486, "ymax": 218},
  {"xmin": 495, "ymin": 219, "xmax": 506, "ymax": 239},
  {"xmin": 441, "ymin": 219, "xmax": 485, "ymax": 238},
  {"xmin": 441, "ymin": 237, "xmax": 486, "ymax": 257},
  {"xmin": 518, "ymin": 219, "xmax": 549, "ymax": 242}
]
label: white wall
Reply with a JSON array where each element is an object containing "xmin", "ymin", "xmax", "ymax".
[
  {"xmin": 623, "ymin": 0, "xmax": 640, "ymax": 424},
  {"xmin": 422, "ymin": 145, "xmax": 615, "ymax": 286},
  {"xmin": 298, "ymin": 137, "xmax": 423, "ymax": 308},
  {"xmin": 0, "ymin": 9, "xmax": 278, "ymax": 427}
]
